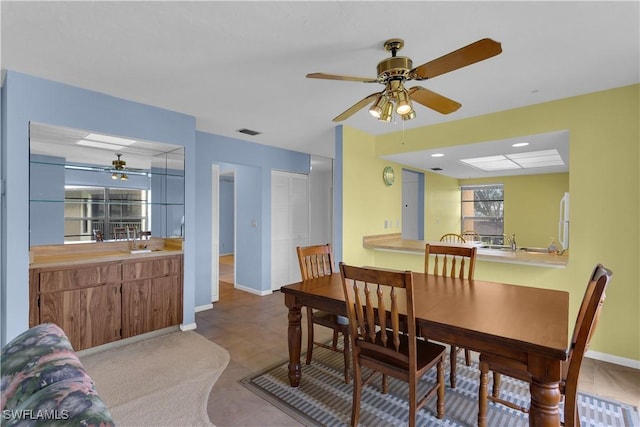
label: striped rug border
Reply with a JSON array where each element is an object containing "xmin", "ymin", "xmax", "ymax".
[{"xmin": 240, "ymin": 346, "xmax": 639, "ymax": 427}]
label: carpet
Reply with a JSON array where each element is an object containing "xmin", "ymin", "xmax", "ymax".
[
  {"xmin": 240, "ymin": 345, "xmax": 639, "ymax": 427},
  {"xmin": 80, "ymin": 330, "xmax": 230, "ymax": 427}
]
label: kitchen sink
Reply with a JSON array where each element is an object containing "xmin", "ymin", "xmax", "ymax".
[
  {"xmin": 480, "ymin": 245, "xmax": 512, "ymax": 250},
  {"xmin": 519, "ymin": 247, "xmax": 552, "ymax": 253},
  {"xmin": 480, "ymin": 245, "xmax": 555, "ymax": 254}
]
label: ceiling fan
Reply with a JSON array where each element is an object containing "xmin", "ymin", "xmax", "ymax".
[{"xmin": 306, "ymin": 38, "xmax": 502, "ymax": 122}]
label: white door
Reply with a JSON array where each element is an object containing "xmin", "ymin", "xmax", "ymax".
[
  {"xmin": 271, "ymin": 171, "xmax": 309, "ymax": 291},
  {"xmin": 402, "ymin": 169, "xmax": 419, "ymax": 240}
]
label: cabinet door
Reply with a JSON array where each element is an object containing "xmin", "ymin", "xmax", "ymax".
[
  {"xmin": 40, "ymin": 284, "xmax": 121, "ymax": 351},
  {"xmin": 121, "ymin": 280, "xmax": 153, "ymax": 337},
  {"xmin": 122, "ymin": 275, "xmax": 182, "ymax": 338}
]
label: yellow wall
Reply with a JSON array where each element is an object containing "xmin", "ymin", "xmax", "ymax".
[
  {"xmin": 341, "ymin": 84, "xmax": 640, "ymax": 362},
  {"xmin": 341, "ymin": 126, "xmax": 401, "ymax": 267},
  {"xmin": 423, "ymin": 171, "xmax": 460, "ymax": 241}
]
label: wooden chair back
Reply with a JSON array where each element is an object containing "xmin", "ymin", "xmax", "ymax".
[
  {"xmin": 296, "ymin": 244, "xmax": 335, "ymax": 280},
  {"xmin": 562, "ymin": 264, "xmax": 612, "ymax": 425},
  {"xmin": 339, "ymin": 263, "xmax": 416, "ymax": 369},
  {"xmin": 439, "ymin": 233, "xmax": 466, "ymax": 243},
  {"xmin": 297, "ymin": 244, "xmax": 350, "ymax": 383},
  {"xmin": 461, "ymin": 230, "xmax": 481, "ymax": 243},
  {"xmin": 425, "ymin": 244, "xmax": 477, "ymax": 280}
]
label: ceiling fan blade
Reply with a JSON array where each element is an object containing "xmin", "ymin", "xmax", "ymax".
[
  {"xmin": 307, "ymin": 72, "xmax": 378, "ymax": 83},
  {"xmin": 411, "ymin": 38, "xmax": 502, "ymax": 80},
  {"xmin": 332, "ymin": 92, "xmax": 381, "ymax": 122},
  {"xmin": 408, "ymin": 86, "xmax": 461, "ymax": 114}
]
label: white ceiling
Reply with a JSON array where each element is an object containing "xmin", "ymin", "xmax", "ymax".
[{"xmin": 2, "ymin": 1, "xmax": 638, "ymax": 177}]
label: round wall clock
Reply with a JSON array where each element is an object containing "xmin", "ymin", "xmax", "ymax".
[{"xmin": 382, "ymin": 166, "xmax": 395, "ymax": 186}]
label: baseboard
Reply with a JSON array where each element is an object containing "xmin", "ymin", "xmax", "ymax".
[
  {"xmin": 586, "ymin": 350, "xmax": 640, "ymax": 370},
  {"xmin": 195, "ymin": 303, "xmax": 213, "ymax": 312},
  {"xmin": 179, "ymin": 322, "xmax": 197, "ymax": 332},
  {"xmin": 234, "ymin": 283, "xmax": 273, "ymax": 296}
]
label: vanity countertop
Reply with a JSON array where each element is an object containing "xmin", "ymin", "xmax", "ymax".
[
  {"xmin": 363, "ymin": 233, "xmax": 568, "ymax": 268},
  {"xmin": 30, "ymin": 238, "xmax": 183, "ymax": 268}
]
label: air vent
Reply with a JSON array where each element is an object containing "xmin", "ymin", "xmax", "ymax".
[
  {"xmin": 431, "ymin": 167, "xmax": 443, "ymax": 171},
  {"xmin": 237, "ymin": 128, "xmax": 261, "ymax": 136}
]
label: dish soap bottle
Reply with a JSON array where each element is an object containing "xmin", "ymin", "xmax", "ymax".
[{"xmin": 548, "ymin": 238, "xmax": 558, "ymax": 254}]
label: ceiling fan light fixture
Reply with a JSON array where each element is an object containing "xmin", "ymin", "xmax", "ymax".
[
  {"xmin": 395, "ymin": 90, "xmax": 412, "ymax": 115},
  {"xmin": 379, "ymin": 101, "xmax": 394, "ymax": 122},
  {"xmin": 111, "ymin": 153, "xmax": 129, "ymax": 180},
  {"xmin": 369, "ymin": 94, "xmax": 388, "ymax": 119},
  {"xmin": 400, "ymin": 109, "xmax": 416, "ymax": 121}
]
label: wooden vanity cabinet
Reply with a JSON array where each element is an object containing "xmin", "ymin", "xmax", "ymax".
[
  {"xmin": 121, "ymin": 255, "xmax": 183, "ymax": 338},
  {"xmin": 29, "ymin": 254, "xmax": 183, "ymax": 351}
]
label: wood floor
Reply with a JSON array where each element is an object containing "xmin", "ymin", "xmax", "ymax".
[{"xmin": 195, "ymin": 256, "xmax": 639, "ymax": 426}]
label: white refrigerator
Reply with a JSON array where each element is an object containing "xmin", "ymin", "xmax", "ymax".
[{"xmin": 558, "ymin": 192, "xmax": 570, "ymax": 250}]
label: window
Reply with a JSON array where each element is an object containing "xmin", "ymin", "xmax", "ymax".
[
  {"xmin": 461, "ymin": 184, "xmax": 504, "ymax": 244},
  {"xmin": 64, "ymin": 186, "xmax": 149, "ymax": 242}
]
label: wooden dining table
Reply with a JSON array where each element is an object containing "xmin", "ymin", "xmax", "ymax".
[{"xmin": 281, "ymin": 271, "xmax": 569, "ymax": 427}]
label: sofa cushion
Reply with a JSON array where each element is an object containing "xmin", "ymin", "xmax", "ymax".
[
  {"xmin": 4, "ymin": 374, "xmax": 114, "ymax": 427},
  {"xmin": 1, "ymin": 324, "xmax": 88, "ymax": 412}
]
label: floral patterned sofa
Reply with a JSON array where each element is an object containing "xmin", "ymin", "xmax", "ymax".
[{"xmin": 1, "ymin": 323, "xmax": 114, "ymax": 426}]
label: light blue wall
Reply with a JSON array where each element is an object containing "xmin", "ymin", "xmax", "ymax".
[
  {"xmin": 194, "ymin": 131, "xmax": 310, "ymax": 305},
  {"xmin": 1, "ymin": 71, "xmax": 196, "ymax": 344}
]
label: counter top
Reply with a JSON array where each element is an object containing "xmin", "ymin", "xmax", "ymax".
[
  {"xmin": 363, "ymin": 234, "xmax": 568, "ymax": 268},
  {"xmin": 30, "ymin": 238, "xmax": 183, "ymax": 269}
]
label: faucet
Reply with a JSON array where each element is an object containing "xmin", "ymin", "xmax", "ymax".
[
  {"xmin": 506, "ymin": 233, "xmax": 517, "ymax": 251},
  {"xmin": 127, "ymin": 226, "xmax": 138, "ymax": 250}
]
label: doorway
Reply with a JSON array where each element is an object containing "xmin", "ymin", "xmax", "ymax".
[
  {"xmin": 218, "ymin": 172, "xmax": 235, "ymax": 295},
  {"xmin": 402, "ymin": 169, "xmax": 425, "ymax": 240},
  {"xmin": 211, "ymin": 164, "xmax": 236, "ymax": 303}
]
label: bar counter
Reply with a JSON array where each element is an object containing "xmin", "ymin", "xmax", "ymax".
[{"xmin": 363, "ymin": 233, "xmax": 568, "ymax": 268}]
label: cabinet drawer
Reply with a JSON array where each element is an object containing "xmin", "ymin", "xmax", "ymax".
[
  {"xmin": 122, "ymin": 256, "xmax": 181, "ymax": 280},
  {"xmin": 40, "ymin": 264, "xmax": 122, "ymax": 292}
]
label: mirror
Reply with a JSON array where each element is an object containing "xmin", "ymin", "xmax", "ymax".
[{"xmin": 29, "ymin": 122, "xmax": 185, "ymax": 245}]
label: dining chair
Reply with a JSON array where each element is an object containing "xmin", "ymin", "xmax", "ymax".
[
  {"xmin": 477, "ymin": 264, "xmax": 613, "ymax": 427},
  {"xmin": 339, "ymin": 262, "xmax": 446, "ymax": 427},
  {"xmin": 296, "ymin": 244, "xmax": 350, "ymax": 384},
  {"xmin": 439, "ymin": 233, "xmax": 466, "ymax": 243},
  {"xmin": 461, "ymin": 230, "xmax": 481, "ymax": 243},
  {"xmin": 113, "ymin": 227, "xmax": 127, "ymax": 240},
  {"xmin": 424, "ymin": 243, "xmax": 478, "ymax": 388}
]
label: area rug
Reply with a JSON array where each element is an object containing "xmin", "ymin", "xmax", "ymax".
[
  {"xmin": 80, "ymin": 330, "xmax": 230, "ymax": 427},
  {"xmin": 240, "ymin": 345, "xmax": 639, "ymax": 427}
]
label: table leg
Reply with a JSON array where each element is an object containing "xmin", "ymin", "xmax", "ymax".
[
  {"xmin": 528, "ymin": 356, "xmax": 562, "ymax": 427},
  {"xmin": 285, "ymin": 294, "xmax": 302, "ymax": 387}
]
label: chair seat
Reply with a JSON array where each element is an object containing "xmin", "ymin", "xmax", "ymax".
[
  {"xmin": 311, "ymin": 310, "xmax": 349, "ymax": 327},
  {"xmin": 360, "ymin": 330, "xmax": 446, "ymax": 374},
  {"xmin": 479, "ymin": 353, "xmax": 532, "ymax": 383}
]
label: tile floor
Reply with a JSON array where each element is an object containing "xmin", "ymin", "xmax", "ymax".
[{"xmin": 197, "ymin": 257, "xmax": 639, "ymax": 426}]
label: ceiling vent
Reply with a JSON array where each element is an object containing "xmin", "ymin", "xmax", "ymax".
[
  {"xmin": 431, "ymin": 167, "xmax": 443, "ymax": 171},
  {"xmin": 237, "ymin": 128, "xmax": 261, "ymax": 136}
]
